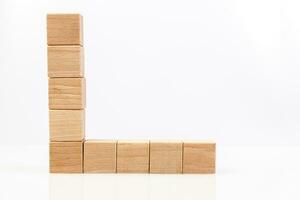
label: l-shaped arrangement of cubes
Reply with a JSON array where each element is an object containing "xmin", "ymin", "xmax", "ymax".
[{"xmin": 47, "ymin": 14, "xmax": 216, "ymax": 174}]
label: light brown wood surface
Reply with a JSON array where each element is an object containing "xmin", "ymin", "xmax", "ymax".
[
  {"xmin": 84, "ymin": 140, "xmax": 116, "ymax": 173},
  {"xmin": 49, "ymin": 110, "xmax": 85, "ymax": 141},
  {"xmin": 183, "ymin": 141, "xmax": 216, "ymax": 173},
  {"xmin": 117, "ymin": 140, "xmax": 149, "ymax": 173},
  {"xmin": 47, "ymin": 14, "xmax": 83, "ymax": 45},
  {"xmin": 48, "ymin": 78, "xmax": 85, "ymax": 109},
  {"xmin": 50, "ymin": 141, "xmax": 83, "ymax": 173},
  {"xmin": 48, "ymin": 46, "xmax": 84, "ymax": 77},
  {"xmin": 150, "ymin": 141, "xmax": 182, "ymax": 173}
]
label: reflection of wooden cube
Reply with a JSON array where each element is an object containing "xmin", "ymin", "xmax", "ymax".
[
  {"xmin": 50, "ymin": 142, "xmax": 83, "ymax": 173},
  {"xmin": 117, "ymin": 141, "xmax": 149, "ymax": 173},
  {"xmin": 183, "ymin": 141, "xmax": 216, "ymax": 174},
  {"xmin": 48, "ymin": 46, "xmax": 84, "ymax": 78},
  {"xmin": 47, "ymin": 14, "xmax": 83, "ymax": 45},
  {"xmin": 49, "ymin": 110, "xmax": 85, "ymax": 141},
  {"xmin": 48, "ymin": 78, "xmax": 85, "ymax": 109},
  {"xmin": 150, "ymin": 141, "xmax": 182, "ymax": 173},
  {"xmin": 84, "ymin": 140, "xmax": 116, "ymax": 173}
]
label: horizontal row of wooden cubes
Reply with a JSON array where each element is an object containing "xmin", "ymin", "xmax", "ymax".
[{"xmin": 50, "ymin": 140, "xmax": 215, "ymax": 174}]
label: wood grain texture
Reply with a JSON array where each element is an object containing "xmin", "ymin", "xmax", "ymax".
[
  {"xmin": 49, "ymin": 110, "xmax": 85, "ymax": 141},
  {"xmin": 117, "ymin": 140, "xmax": 149, "ymax": 173},
  {"xmin": 84, "ymin": 140, "xmax": 116, "ymax": 173},
  {"xmin": 183, "ymin": 141, "xmax": 216, "ymax": 174},
  {"xmin": 48, "ymin": 46, "xmax": 84, "ymax": 77},
  {"xmin": 50, "ymin": 141, "xmax": 83, "ymax": 173},
  {"xmin": 150, "ymin": 141, "xmax": 182, "ymax": 173},
  {"xmin": 47, "ymin": 14, "xmax": 83, "ymax": 45},
  {"xmin": 48, "ymin": 78, "xmax": 85, "ymax": 109}
]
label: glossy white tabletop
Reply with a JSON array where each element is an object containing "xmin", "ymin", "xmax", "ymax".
[{"xmin": 0, "ymin": 145, "xmax": 299, "ymax": 200}]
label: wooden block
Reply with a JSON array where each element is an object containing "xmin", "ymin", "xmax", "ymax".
[
  {"xmin": 84, "ymin": 140, "xmax": 116, "ymax": 173},
  {"xmin": 48, "ymin": 78, "xmax": 85, "ymax": 109},
  {"xmin": 50, "ymin": 141, "xmax": 83, "ymax": 173},
  {"xmin": 117, "ymin": 140, "xmax": 149, "ymax": 173},
  {"xmin": 48, "ymin": 46, "xmax": 84, "ymax": 77},
  {"xmin": 47, "ymin": 14, "xmax": 83, "ymax": 45},
  {"xmin": 150, "ymin": 141, "xmax": 182, "ymax": 173},
  {"xmin": 49, "ymin": 110, "xmax": 85, "ymax": 141},
  {"xmin": 183, "ymin": 141, "xmax": 216, "ymax": 174}
]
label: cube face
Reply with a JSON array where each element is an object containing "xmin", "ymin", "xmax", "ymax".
[
  {"xmin": 183, "ymin": 142, "xmax": 216, "ymax": 174},
  {"xmin": 48, "ymin": 78, "xmax": 85, "ymax": 109},
  {"xmin": 49, "ymin": 110, "xmax": 85, "ymax": 141},
  {"xmin": 50, "ymin": 142, "xmax": 83, "ymax": 173},
  {"xmin": 84, "ymin": 140, "xmax": 116, "ymax": 173},
  {"xmin": 117, "ymin": 141, "xmax": 149, "ymax": 173},
  {"xmin": 150, "ymin": 141, "xmax": 182, "ymax": 173},
  {"xmin": 48, "ymin": 46, "xmax": 84, "ymax": 77},
  {"xmin": 47, "ymin": 14, "xmax": 83, "ymax": 45}
]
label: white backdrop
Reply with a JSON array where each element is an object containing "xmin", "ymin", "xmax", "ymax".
[{"xmin": 0, "ymin": 0, "xmax": 299, "ymax": 146}]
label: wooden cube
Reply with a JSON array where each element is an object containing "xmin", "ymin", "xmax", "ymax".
[
  {"xmin": 48, "ymin": 78, "xmax": 85, "ymax": 109},
  {"xmin": 183, "ymin": 141, "xmax": 216, "ymax": 173},
  {"xmin": 150, "ymin": 141, "xmax": 182, "ymax": 173},
  {"xmin": 48, "ymin": 46, "xmax": 84, "ymax": 77},
  {"xmin": 117, "ymin": 141, "xmax": 149, "ymax": 173},
  {"xmin": 47, "ymin": 14, "xmax": 83, "ymax": 45},
  {"xmin": 49, "ymin": 110, "xmax": 85, "ymax": 141},
  {"xmin": 50, "ymin": 141, "xmax": 83, "ymax": 173},
  {"xmin": 84, "ymin": 140, "xmax": 117, "ymax": 173}
]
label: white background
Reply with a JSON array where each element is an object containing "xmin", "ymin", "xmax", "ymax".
[
  {"xmin": 1, "ymin": 0, "xmax": 300, "ymax": 146},
  {"xmin": 1, "ymin": 1, "xmax": 300, "ymax": 200}
]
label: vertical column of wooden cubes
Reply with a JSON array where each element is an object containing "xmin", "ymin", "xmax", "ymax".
[{"xmin": 47, "ymin": 14, "xmax": 85, "ymax": 173}]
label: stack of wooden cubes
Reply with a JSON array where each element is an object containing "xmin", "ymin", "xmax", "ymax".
[
  {"xmin": 47, "ymin": 14, "xmax": 216, "ymax": 174},
  {"xmin": 47, "ymin": 14, "xmax": 85, "ymax": 173}
]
